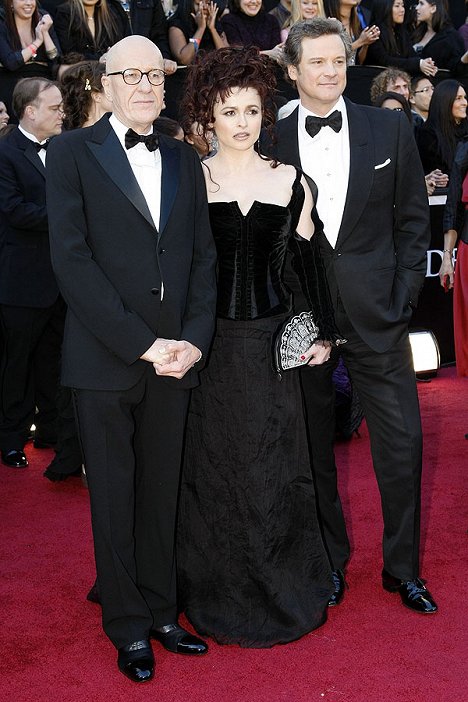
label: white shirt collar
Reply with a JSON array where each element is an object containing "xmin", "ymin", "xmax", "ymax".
[
  {"xmin": 298, "ymin": 95, "xmax": 347, "ymax": 122},
  {"xmin": 18, "ymin": 124, "xmax": 43, "ymax": 145},
  {"xmin": 109, "ymin": 113, "xmax": 153, "ymax": 150}
]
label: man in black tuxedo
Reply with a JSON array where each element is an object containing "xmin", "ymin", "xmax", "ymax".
[
  {"xmin": 46, "ymin": 35, "xmax": 217, "ymax": 682},
  {"xmin": 0, "ymin": 77, "xmax": 65, "ymax": 468},
  {"xmin": 269, "ymin": 19, "xmax": 437, "ymax": 614}
]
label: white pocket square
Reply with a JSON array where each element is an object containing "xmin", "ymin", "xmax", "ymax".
[{"xmin": 374, "ymin": 158, "xmax": 391, "ymax": 170}]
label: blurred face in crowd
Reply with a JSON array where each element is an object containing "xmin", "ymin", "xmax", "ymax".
[
  {"xmin": 102, "ymin": 37, "xmax": 165, "ymax": 133},
  {"xmin": 415, "ymin": 0, "xmax": 436, "ymax": 25},
  {"xmin": 301, "ymin": 0, "xmax": 320, "ymax": 19},
  {"xmin": 392, "ymin": 0, "xmax": 405, "ymax": 24},
  {"xmin": 386, "ymin": 76, "xmax": 410, "ymax": 100},
  {"xmin": 410, "ymin": 78, "xmax": 433, "ymax": 117},
  {"xmin": 381, "ymin": 97, "xmax": 404, "ymax": 112},
  {"xmin": 0, "ymin": 101, "xmax": 9, "ymax": 128},
  {"xmin": 12, "ymin": 0, "xmax": 36, "ymax": 21},
  {"xmin": 240, "ymin": 0, "xmax": 262, "ymax": 17},
  {"xmin": 452, "ymin": 86, "xmax": 467, "ymax": 124},
  {"xmin": 288, "ymin": 34, "xmax": 347, "ymax": 116},
  {"xmin": 25, "ymin": 85, "xmax": 63, "ymax": 141}
]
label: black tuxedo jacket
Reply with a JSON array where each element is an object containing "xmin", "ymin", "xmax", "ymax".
[
  {"xmin": 266, "ymin": 100, "xmax": 430, "ymax": 353},
  {"xmin": 46, "ymin": 115, "xmax": 217, "ymax": 391},
  {"xmin": 0, "ymin": 127, "xmax": 59, "ymax": 308}
]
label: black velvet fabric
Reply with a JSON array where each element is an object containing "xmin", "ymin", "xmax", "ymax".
[{"xmin": 177, "ymin": 171, "xmax": 334, "ymax": 648}]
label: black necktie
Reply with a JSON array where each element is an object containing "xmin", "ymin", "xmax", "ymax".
[
  {"xmin": 34, "ymin": 140, "xmax": 49, "ymax": 152},
  {"xmin": 125, "ymin": 128, "xmax": 159, "ymax": 152},
  {"xmin": 305, "ymin": 111, "xmax": 342, "ymax": 139}
]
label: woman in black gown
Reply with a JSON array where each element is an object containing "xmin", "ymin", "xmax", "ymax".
[{"xmin": 177, "ymin": 47, "xmax": 338, "ymax": 648}]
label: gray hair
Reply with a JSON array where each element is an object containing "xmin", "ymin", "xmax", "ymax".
[{"xmin": 282, "ymin": 18, "xmax": 353, "ymax": 68}]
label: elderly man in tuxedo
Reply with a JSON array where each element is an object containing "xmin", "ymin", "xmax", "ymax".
[
  {"xmin": 46, "ymin": 35, "xmax": 217, "ymax": 682},
  {"xmin": 268, "ymin": 18, "xmax": 437, "ymax": 614},
  {"xmin": 0, "ymin": 77, "xmax": 64, "ymax": 469}
]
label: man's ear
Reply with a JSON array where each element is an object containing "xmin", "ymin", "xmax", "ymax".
[
  {"xmin": 101, "ymin": 75, "xmax": 113, "ymax": 102},
  {"xmin": 287, "ymin": 65, "xmax": 298, "ymax": 83}
]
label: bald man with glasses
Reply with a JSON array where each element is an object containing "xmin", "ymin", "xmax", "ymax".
[{"xmin": 46, "ymin": 35, "xmax": 217, "ymax": 683}]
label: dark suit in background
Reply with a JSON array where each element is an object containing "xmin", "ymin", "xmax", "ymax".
[{"xmin": 0, "ymin": 127, "xmax": 64, "ymax": 452}]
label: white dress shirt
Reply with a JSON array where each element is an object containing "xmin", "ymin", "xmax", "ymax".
[
  {"xmin": 297, "ymin": 96, "xmax": 350, "ymax": 249},
  {"xmin": 109, "ymin": 114, "xmax": 162, "ymax": 231},
  {"xmin": 18, "ymin": 125, "xmax": 48, "ymax": 166}
]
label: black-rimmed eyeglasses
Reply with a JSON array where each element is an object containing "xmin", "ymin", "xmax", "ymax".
[{"xmin": 106, "ymin": 68, "xmax": 166, "ymax": 86}]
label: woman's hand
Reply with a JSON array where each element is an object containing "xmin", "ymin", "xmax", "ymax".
[
  {"xmin": 420, "ymin": 57, "xmax": 438, "ymax": 77},
  {"xmin": 206, "ymin": 1, "xmax": 219, "ymax": 30},
  {"xmin": 163, "ymin": 58, "xmax": 177, "ymax": 75},
  {"xmin": 39, "ymin": 13, "xmax": 53, "ymax": 33},
  {"xmin": 439, "ymin": 253, "xmax": 454, "ymax": 290},
  {"xmin": 357, "ymin": 25, "xmax": 380, "ymax": 47},
  {"xmin": 301, "ymin": 341, "xmax": 332, "ymax": 366},
  {"xmin": 260, "ymin": 43, "xmax": 284, "ymax": 63},
  {"xmin": 191, "ymin": 2, "xmax": 207, "ymax": 31}
]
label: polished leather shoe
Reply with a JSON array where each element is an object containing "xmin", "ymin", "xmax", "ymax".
[
  {"xmin": 1, "ymin": 449, "xmax": 28, "ymax": 468},
  {"xmin": 382, "ymin": 569, "xmax": 438, "ymax": 614},
  {"xmin": 328, "ymin": 569, "xmax": 346, "ymax": 607},
  {"xmin": 151, "ymin": 624, "xmax": 208, "ymax": 655},
  {"xmin": 43, "ymin": 466, "xmax": 81, "ymax": 482},
  {"xmin": 86, "ymin": 581, "xmax": 100, "ymax": 604},
  {"xmin": 117, "ymin": 640, "xmax": 154, "ymax": 683}
]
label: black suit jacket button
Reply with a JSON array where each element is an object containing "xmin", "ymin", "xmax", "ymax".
[
  {"xmin": 151, "ymin": 287, "xmax": 160, "ymax": 295},
  {"xmin": 159, "ymin": 248, "xmax": 165, "ymax": 254}
]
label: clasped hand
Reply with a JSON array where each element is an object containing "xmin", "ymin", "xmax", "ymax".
[
  {"xmin": 141, "ymin": 338, "xmax": 201, "ymax": 379},
  {"xmin": 301, "ymin": 340, "xmax": 332, "ymax": 366}
]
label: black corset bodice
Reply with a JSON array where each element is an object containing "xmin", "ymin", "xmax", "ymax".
[{"xmin": 209, "ymin": 173, "xmax": 304, "ymax": 321}]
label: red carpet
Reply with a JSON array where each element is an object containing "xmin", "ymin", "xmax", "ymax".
[{"xmin": 0, "ymin": 367, "xmax": 466, "ymax": 702}]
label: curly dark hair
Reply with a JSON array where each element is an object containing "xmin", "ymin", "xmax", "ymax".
[
  {"xmin": 60, "ymin": 60, "xmax": 106, "ymax": 130},
  {"xmin": 180, "ymin": 46, "xmax": 278, "ymax": 154}
]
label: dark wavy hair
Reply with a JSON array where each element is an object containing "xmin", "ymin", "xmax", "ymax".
[
  {"xmin": 374, "ymin": 90, "xmax": 413, "ymax": 122},
  {"xmin": 369, "ymin": 0, "xmax": 413, "ymax": 57},
  {"xmin": 180, "ymin": 46, "xmax": 278, "ymax": 155},
  {"xmin": 412, "ymin": 0, "xmax": 451, "ymax": 43},
  {"xmin": 60, "ymin": 60, "xmax": 106, "ymax": 129},
  {"xmin": 425, "ymin": 79, "xmax": 467, "ymax": 171},
  {"xmin": 324, "ymin": 0, "xmax": 360, "ymax": 40},
  {"xmin": 3, "ymin": 1, "xmax": 41, "ymax": 51}
]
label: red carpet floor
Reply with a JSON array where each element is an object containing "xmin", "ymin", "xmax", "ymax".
[{"xmin": 0, "ymin": 367, "xmax": 466, "ymax": 702}]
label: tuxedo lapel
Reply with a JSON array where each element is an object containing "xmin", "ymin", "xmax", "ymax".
[
  {"xmin": 275, "ymin": 108, "xmax": 301, "ymax": 167},
  {"xmin": 86, "ymin": 117, "xmax": 155, "ymax": 229},
  {"xmin": 336, "ymin": 100, "xmax": 374, "ymax": 248},
  {"xmin": 13, "ymin": 129, "xmax": 46, "ymax": 178},
  {"xmin": 159, "ymin": 137, "xmax": 180, "ymax": 238}
]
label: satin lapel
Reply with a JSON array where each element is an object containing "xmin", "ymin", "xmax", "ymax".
[
  {"xmin": 86, "ymin": 122, "xmax": 155, "ymax": 229},
  {"xmin": 336, "ymin": 100, "xmax": 374, "ymax": 249},
  {"xmin": 277, "ymin": 108, "xmax": 301, "ymax": 168},
  {"xmin": 24, "ymin": 142, "xmax": 46, "ymax": 177},
  {"xmin": 159, "ymin": 138, "xmax": 179, "ymax": 238}
]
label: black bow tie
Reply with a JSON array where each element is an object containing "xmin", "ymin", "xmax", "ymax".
[
  {"xmin": 34, "ymin": 140, "xmax": 49, "ymax": 152},
  {"xmin": 125, "ymin": 128, "xmax": 159, "ymax": 152},
  {"xmin": 305, "ymin": 111, "xmax": 342, "ymax": 139}
]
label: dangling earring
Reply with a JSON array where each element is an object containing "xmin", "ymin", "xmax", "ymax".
[{"xmin": 84, "ymin": 78, "xmax": 91, "ymax": 91}]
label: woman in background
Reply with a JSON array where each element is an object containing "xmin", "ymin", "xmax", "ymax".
[
  {"xmin": 281, "ymin": 0, "xmax": 325, "ymax": 42},
  {"xmin": 60, "ymin": 59, "xmax": 111, "ymax": 129},
  {"xmin": 374, "ymin": 89, "xmax": 413, "ymax": 122},
  {"xmin": 439, "ymin": 140, "xmax": 468, "ymax": 377},
  {"xmin": 0, "ymin": 0, "xmax": 60, "ymax": 113},
  {"xmin": 168, "ymin": 0, "xmax": 228, "ymax": 65},
  {"xmin": 324, "ymin": 0, "xmax": 380, "ymax": 64},
  {"xmin": 412, "ymin": 0, "xmax": 468, "ymax": 78},
  {"xmin": 177, "ymin": 46, "xmax": 336, "ymax": 648},
  {"xmin": 53, "ymin": 0, "xmax": 130, "ymax": 60},
  {"xmin": 221, "ymin": 0, "xmax": 282, "ymax": 60},
  {"xmin": 364, "ymin": 0, "xmax": 437, "ymax": 76}
]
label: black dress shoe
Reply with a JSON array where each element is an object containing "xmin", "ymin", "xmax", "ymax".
[
  {"xmin": 86, "ymin": 581, "xmax": 100, "ymax": 604},
  {"xmin": 1, "ymin": 449, "xmax": 28, "ymax": 468},
  {"xmin": 151, "ymin": 624, "xmax": 208, "ymax": 655},
  {"xmin": 382, "ymin": 569, "xmax": 438, "ymax": 614},
  {"xmin": 43, "ymin": 467, "xmax": 81, "ymax": 482},
  {"xmin": 33, "ymin": 438, "xmax": 57, "ymax": 449},
  {"xmin": 117, "ymin": 640, "xmax": 154, "ymax": 683},
  {"xmin": 328, "ymin": 569, "xmax": 346, "ymax": 607}
]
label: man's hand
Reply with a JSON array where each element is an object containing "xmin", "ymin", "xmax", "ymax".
[
  {"xmin": 153, "ymin": 340, "xmax": 202, "ymax": 379},
  {"xmin": 140, "ymin": 338, "xmax": 177, "ymax": 364},
  {"xmin": 301, "ymin": 340, "xmax": 332, "ymax": 366}
]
